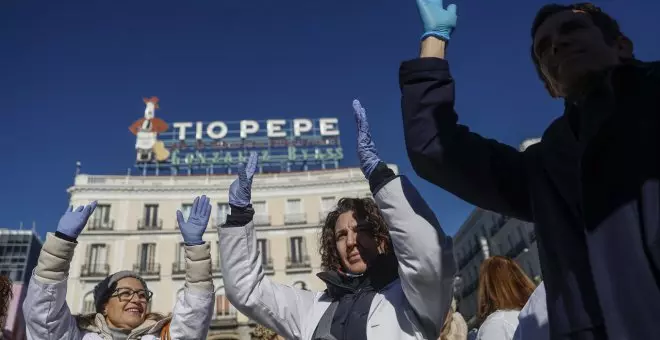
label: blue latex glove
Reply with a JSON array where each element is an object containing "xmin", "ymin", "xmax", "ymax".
[
  {"xmin": 56, "ymin": 201, "xmax": 98, "ymax": 239},
  {"xmin": 229, "ymin": 152, "xmax": 258, "ymax": 208},
  {"xmin": 176, "ymin": 195, "xmax": 212, "ymax": 245},
  {"xmin": 416, "ymin": 0, "xmax": 458, "ymax": 41},
  {"xmin": 353, "ymin": 99, "xmax": 381, "ymax": 179}
]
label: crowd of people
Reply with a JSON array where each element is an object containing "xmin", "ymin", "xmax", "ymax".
[{"xmin": 6, "ymin": 0, "xmax": 659, "ymax": 339}]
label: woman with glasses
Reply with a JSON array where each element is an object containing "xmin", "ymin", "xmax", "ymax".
[{"xmin": 23, "ymin": 196, "xmax": 215, "ymax": 339}]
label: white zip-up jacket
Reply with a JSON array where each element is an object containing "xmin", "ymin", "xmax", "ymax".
[
  {"xmin": 218, "ymin": 176, "xmax": 457, "ymax": 340},
  {"xmin": 22, "ymin": 233, "xmax": 215, "ymax": 340}
]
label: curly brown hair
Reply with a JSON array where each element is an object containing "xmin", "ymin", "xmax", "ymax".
[
  {"xmin": 319, "ymin": 197, "xmax": 392, "ymax": 271},
  {"xmin": 0, "ymin": 276, "xmax": 13, "ymax": 328}
]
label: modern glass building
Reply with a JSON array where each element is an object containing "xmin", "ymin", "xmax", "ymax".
[{"xmin": 0, "ymin": 229, "xmax": 42, "ymax": 284}]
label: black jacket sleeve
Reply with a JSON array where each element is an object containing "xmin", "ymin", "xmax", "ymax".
[
  {"xmin": 223, "ymin": 204, "xmax": 255, "ymax": 227},
  {"xmin": 399, "ymin": 57, "xmax": 532, "ymax": 221}
]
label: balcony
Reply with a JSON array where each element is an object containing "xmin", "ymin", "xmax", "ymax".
[
  {"xmin": 87, "ymin": 219, "xmax": 114, "ymax": 231},
  {"xmin": 80, "ymin": 263, "xmax": 110, "ymax": 280},
  {"xmin": 284, "ymin": 213, "xmax": 307, "ymax": 225},
  {"xmin": 171, "ymin": 262, "xmax": 186, "ymax": 279},
  {"xmin": 138, "ymin": 219, "xmax": 162, "ymax": 231},
  {"xmin": 253, "ymin": 214, "xmax": 271, "ymax": 227},
  {"xmin": 133, "ymin": 263, "xmax": 161, "ymax": 279},
  {"xmin": 262, "ymin": 257, "xmax": 274, "ymax": 275},
  {"xmin": 286, "ymin": 255, "xmax": 312, "ymax": 273}
]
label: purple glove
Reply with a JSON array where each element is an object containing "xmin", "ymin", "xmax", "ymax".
[
  {"xmin": 56, "ymin": 201, "xmax": 98, "ymax": 239},
  {"xmin": 229, "ymin": 152, "xmax": 258, "ymax": 208},
  {"xmin": 176, "ymin": 195, "xmax": 212, "ymax": 245},
  {"xmin": 353, "ymin": 99, "xmax": 381, "ymax": 179}
]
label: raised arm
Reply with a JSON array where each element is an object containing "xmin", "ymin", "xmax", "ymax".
[
  {"xmin": 400, "ymin": 0, "xmax": 532, "ymax": 220},
  {"xmin": 23, "ymin": 202, "xmax": 98, "ymax": 340},
  {"xmin": 218, "ymin": 153, "xmax": 318, "ymax": 340},
  {"xmin": 353, "ymin": 100, "xmax": 455, "ymax": 339},
  {"xmin": 169, "ymin": 195, "xmax": 215, "ymax": 340}
]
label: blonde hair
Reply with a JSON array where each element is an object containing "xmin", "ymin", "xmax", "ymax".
[
  {"xmin": 477, "ymin": 256, "xmax": 535, "ymax": 320},
  {"xmin": 252, "ymin": 324, "xmax": 279, "ymax": 340},
  {"xmin": 439, "ymin": 299, "xmax": 468, "ymax": 340}
]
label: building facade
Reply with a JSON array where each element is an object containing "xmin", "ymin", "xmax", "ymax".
[
  {"xmin": 452, "ymin": 138, "xmax": 542, "ymax": 326},
  {"xmin": 65, "ymin": 165, "xmax": 396, "ymax": 339},
  {"xmin": 0, "ymin": 229, "xmax": 43, "ymax": 340}
]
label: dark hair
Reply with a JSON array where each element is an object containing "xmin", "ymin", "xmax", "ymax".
[
  {"xmin": 477, "ymin": 256, "xmax": 536, "ymax": 320},
  {"xmin": 319, "ymin": 197, "xmax": 391, "ymax": 271},
  {"xmin": 530, "ymin": 3, "xmax": 625, "ymax": 96},
  {"xmin": 0, "ymin": 276, "xmax": 13, "ymax": 327}
]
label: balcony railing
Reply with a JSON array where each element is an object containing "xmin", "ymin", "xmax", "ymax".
[
  {"xmin": 81, "ymin": 263, "xmax": 110, "ymax": 277},
  {"xmin": 253, "ymin": 214, "xmax": 271, "ymax": 226},
  {"xmin": 87, "ymin": 219, "xmax": 114, "ymax": 231},
  {"xmin": 172, "ymin": 261, "xmax": 186, "ymax": 275},
  {"xmin": 286, "ymin": 255, "xmax": 311, "ymax": 271},
  {"xmin": 133, "ymin": 263, "xmax": 161, "ymax": 276},
  {"xmin": 138, "ymin": 219, "xmax": 162, "ymax": 230},
  {"xmin": 284, "ymin": 213, "xmax": 307, "ymax": 225}
]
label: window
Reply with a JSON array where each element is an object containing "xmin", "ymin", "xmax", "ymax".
[
  {"xmin": 180, "ymin": 204, "xmax": 193, "ymax": 220},
  {"xmin": 253, "ymin": 201, "xmax": 267, "ymax": 214},
  {"xmin": 256, "ymin": 239, "xmax": 269, "ymax": 265},
  {"xmin": 176, "ymin": 242, "xmax": 186, "ymax": 270},
  {"xmin": 286, "ymin": 199, "xmax": 302, "ymax": 214},
  {"xmin": 320, "ymin": 197, "xmax": 335, "ymax": 214},
  {"xmin": 217, "ymin": 203, "xmax": 230, "ymax": 225},
  {"xmin": 215, "ymin": 295, "xmax": 233, "ymax": 317},
  {"xmin": 143, "ymin": 204, "xmax": 159, "ymax": 227},
  {"xmin": 87, "ymin": 244, "xmax": 107, "ymax": 272},
  {"xmin": 253, "ymin": 201, "xmax": 269, "ymax": 226},
  {"xmin": 289, "ymin": 236, "xmax": 305, "ymax": 263},
  {"xmin": 138, "ymin": 243, "xmax": 156, "ymax": 271},
  {"xmin": 82, "ymin": 292, "xmax": 95, "ymax": 314},
  {"xmin": 285, "ymin": 199, "xmax": 305, "ymax": 224},
  {"xmin": 92, "ymin": 204, "xmax": 111, "ymax": 224}
]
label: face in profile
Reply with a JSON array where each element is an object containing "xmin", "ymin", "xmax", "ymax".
[
  {"xmin": 533, "ymin": 10, "xmax": 631, "ymax": 97},
  {"xmin": 334, "ymin": 211, "xmax": 383, "ymax": 274},
  {"xmin": 104, "ymin": 277, "xmax": 151, "ymax": 329}
]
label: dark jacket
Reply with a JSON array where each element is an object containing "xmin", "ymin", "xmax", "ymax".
[{"xmin": 399, "ymin": 57, "xmax": 660, "ymax": 339}]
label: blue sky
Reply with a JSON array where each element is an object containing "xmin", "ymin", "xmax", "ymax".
[{"xmin": 2, "ymin": 0, "xmax": 659, "ymax": 237}]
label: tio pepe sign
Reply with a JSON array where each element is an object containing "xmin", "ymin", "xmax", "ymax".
[{"xmin": 171, "ymin": 118, "xmax": 339, "ymax": 140}]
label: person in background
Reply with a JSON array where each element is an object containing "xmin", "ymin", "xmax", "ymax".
[
  {"xmin": 475, "ymin": 257, "xmax": 535, "ymax": 340},
  {"xmin": 512, "ymin": 282, "xmax": 549, "ymax": 340},
  {"xmin": 251, "ymin": 324, "xmax": 284, "ymax": 340},
  {"xmin": 439, "ymin": 298, "xmax": 468, "ymax": 340},
  {"xmin": 23, "ymin": 196, "xmax": 215, "ymax": 339},
  {"xmin": 217, "ymin": 100, "xmax": 455, "ymax": 340},
  {"xmin": 400, "ymin": 1, "xmax": 660, "ymax": 338},
  {"xmin": 0, "ymin": 276, "xmax": 12, "ymax": 340}
]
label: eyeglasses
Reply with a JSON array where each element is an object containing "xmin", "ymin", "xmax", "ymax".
[{"xmin": 111, "ymin": 288, "xmax": 153, "ymax": 302}]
